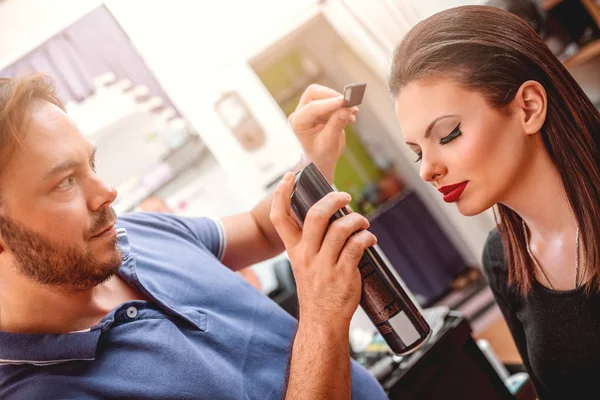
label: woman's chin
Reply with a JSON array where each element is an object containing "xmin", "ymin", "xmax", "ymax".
[{"xmin": 455, "ymin": 197, "xmax": 490, "ymax": 217}]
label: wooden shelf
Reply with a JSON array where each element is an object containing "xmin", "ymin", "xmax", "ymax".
[{"xmin": 563, "ymin": 39, "xmax": 600, "ymax": 68}]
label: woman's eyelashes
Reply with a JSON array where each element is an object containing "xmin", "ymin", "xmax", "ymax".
[
  {"xmin": 414, "ymin": 123, "xmax": 462, "ymax": 163},
  {"xmin": 439, "ymin": 123, "xmax": 462, "ymax": 145}
]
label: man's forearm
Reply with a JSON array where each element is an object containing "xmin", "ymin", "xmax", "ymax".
[{"xmin": 285, "ymin": 320, "xmax": 352, "ymax": 400}]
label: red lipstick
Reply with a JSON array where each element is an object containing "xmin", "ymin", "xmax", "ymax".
[{"xmin": 438, "ymin": 181, "xmax": 469, "ymax": 203}]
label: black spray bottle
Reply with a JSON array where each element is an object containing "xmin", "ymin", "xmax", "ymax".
[{"xmin": 290, "ymin": 163, "xmax": 431, "ymax": 355}]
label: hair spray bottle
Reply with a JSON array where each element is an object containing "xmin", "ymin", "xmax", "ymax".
[{"xmin": 290, "ymin": 163, "xmax": 431, "ymax": 355}]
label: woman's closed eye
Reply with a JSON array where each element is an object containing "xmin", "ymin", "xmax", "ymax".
[
  {"xmin": 414, "ymin": 123, "xmax": 462, "ymax": 163},
  {"xmin": 439, "ymin": 123, "xmax": 462, "ymax": 145}
]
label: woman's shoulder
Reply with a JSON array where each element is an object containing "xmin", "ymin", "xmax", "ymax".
[{"xmin": 482, "ymin": 228, "xmax": 509, "ymax": 287}]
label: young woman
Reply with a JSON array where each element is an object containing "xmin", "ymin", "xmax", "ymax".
[{"xmin": 388, "ymin": 5, "xmax": 600, "ymax": 399}]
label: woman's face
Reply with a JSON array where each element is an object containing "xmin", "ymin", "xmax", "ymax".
[{"xmin": 394, "ymin": 78, "xmax": 531, "ymax": 216}]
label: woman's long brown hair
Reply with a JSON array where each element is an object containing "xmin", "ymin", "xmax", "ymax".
[{"xmin": 389, "ymin": 6, "xmax": 600, "ymax": 295}]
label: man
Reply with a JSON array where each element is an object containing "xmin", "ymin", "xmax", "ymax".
[{"xmin": 0, "ymin": 75, "xmax": 387, "ymax": 399}]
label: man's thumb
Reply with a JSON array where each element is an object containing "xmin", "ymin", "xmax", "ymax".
[{"xmin": 323, "ymin": 109, "xmax": 349, "ymax": 139}]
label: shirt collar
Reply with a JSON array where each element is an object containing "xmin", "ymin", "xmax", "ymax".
[{"xmin": 0, "ymin": 228, "xmax": 130, "ymax": 366}]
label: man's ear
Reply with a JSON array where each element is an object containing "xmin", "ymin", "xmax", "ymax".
[{"xmin": 512, "ymin": 80, "xmax": 547, "ymax": 136}]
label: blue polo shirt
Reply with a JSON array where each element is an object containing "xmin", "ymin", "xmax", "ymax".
[{"xmin": 0, "ymin": 213, "xmax": 387, "ymax": 399}]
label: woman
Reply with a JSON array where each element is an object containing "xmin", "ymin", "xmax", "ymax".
[{"xmin": 388, "ymin": 5, "xmax": 600, "ymax": 399}]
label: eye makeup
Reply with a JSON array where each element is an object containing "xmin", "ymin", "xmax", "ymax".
[{"xmin": 414, "ymin": 122, "xmax": 462, "ymax": 162}]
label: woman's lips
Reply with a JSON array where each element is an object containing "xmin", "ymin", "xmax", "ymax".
[{"xmin": 438, "ymin": 181, "xmax": 469, "ymax": 203}]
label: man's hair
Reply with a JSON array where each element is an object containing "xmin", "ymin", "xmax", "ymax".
[{"xmin": 0, "ymin": 74, "xmax": 65, "ymax": 177}]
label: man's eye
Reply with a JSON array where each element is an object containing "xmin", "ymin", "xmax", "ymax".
[{"xmin": 57, "ymin": 176, "xmax": 76, "ymax": 190}]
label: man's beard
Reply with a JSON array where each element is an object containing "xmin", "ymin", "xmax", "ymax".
[{"xmin": 0, "ymin": 208, "xmax": 122, "ymax": 291}]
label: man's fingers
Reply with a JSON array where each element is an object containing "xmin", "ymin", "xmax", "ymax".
[
  {"xmin": 321, "ymin": 213, "xmax": 370, "ymax": 264},
  {"xmin": 337, "ymin": 230, "xmax": 378, "ymax": 269},
  {"xmin": 298, "ymin": 84, "xmax": 342, "ymax": 108},
  {"xmin": 302, "ymin": 192, "xmax": 352, "ymax": 255},
  {"xmin": 270, "ymin": 172, "xmax": 302, "ymax": 247},
  {"xmin": 291, "ymin": 96, "xmax": 344, "ymax": 128},
  {"xmin": 319, "ymin": 108, "xmax": 352, "ymax": 143},
  {"xmin": 311, "ymin": 106, "xmax": 358, "ymax": 125}
]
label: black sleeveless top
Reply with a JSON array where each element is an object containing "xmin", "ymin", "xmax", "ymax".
[{"xmin": 483, "ymin": 228, "xmax": 600, "ymax": 399}]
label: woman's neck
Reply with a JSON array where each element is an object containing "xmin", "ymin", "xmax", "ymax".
[{"xmin": 500, "ymin": 142, "xmax": 577, "ymax": 241}]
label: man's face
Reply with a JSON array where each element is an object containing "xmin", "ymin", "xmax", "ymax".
[{"xmin": 0, "ymin": 101, "xmax": 121, "ymax": 291}]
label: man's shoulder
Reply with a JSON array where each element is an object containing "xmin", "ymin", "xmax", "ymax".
[
  {"xmin": 115, "ymin": 212, "xmax": 185, "ymax": 241},
  {"xmin": 117, "ymin": 211, "xmax": 179, "ymax": 227},
  {"xmin": 116, "ymin": 212, "xmax": 213, "ymax": 237},
  {"xmin": 116, "ymin": 212, "xmax": 223, "ymax": 259}
]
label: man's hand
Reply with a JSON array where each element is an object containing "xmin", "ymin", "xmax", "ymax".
[
  {"xmin": 289, "ymin": 84, "xmax": 359, "ymax": 182},
  {"xmin": 271, "ymin": 172, "xmax": 377, "ymax": 400},
  {"xmin": 219, "ymin": 85, "xmax": 358, "ymax": 273},
  {"xmin": 270, "ymin": 172, "xmax": 377, "ymax": 327}
]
